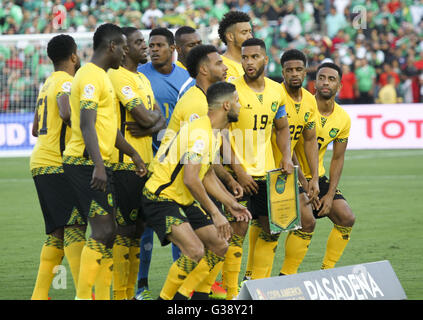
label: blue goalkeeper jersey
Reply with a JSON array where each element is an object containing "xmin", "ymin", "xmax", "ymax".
[{"xmin": 138, "ymin": 62, "xmax": 195, "ymax": 153}]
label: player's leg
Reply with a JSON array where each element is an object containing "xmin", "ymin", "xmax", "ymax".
[
  {"xmin": 321, "ymin": 196, "xmax": 355, "ymax": 269},
  {"xmin": 243, "ymin": 218, "xmax": 261, "ymax": 280},
  {"xmin": 31, "ymin": 227, "xmax": 64, "ymax": 300},
  {"xmin": 63, "ymin": 223, "xmax": 87, "ymax": 290},
  {"xmin": 280, "ymin": 192, "xmax": 316, "ymax": 275},
  {"xmin": 177, "ymin": 204, "xmax": 227, "ymax": 299},
  {"xmin": 127, "ymin": 218, "xmax": 143, "ymax": 300},
  {"xmin": 135, "ymin": 226, "xmax": 154, "ymax": 299}
]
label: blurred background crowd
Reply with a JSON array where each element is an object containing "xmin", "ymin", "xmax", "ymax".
[{"xmin": 1, "ymin": 0, "xmax": 423, "ymax": 112}]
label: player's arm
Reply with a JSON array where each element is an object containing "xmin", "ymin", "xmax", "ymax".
[
  {"xmin": 80, "ymin": 107, "xmax": 107, "ymax": 192},
  {"xmin": 125, "ymin": 103, "xmax": 166, "ymax": 137},
  {"xmin": 183, "ymin": 157, "xmax": 232, "ymax": 241},
  {"xmin": 203, "ymin": 167, "xmax": 251, "ymax": 222},
  {"xmin": 114, "ymin": 129, "xmax": 147, "ymax": 177},
  {"xmin": 57, "ymin": 94, "xmax": 71, "ymax": 126},
  {"xmin": 32, "ymin": 111, "xmax": 39, "ymax": 137},
  {"xmin": 317, "ymin": 139, "xmax": 348, "ymax": 216},
  {"xmin": 129, "ymin": 100, "xmax": 162, "ymax": 129},
  {"xmin": 274, "ymin": 115, "xmax": 294, "ymax": 175},
  {"xmin": 213, "ymin": 163, "xmax": 243, "ymax": 199},
  {"xmin": 302, "ymin": 126, "xmax": 320, "ymax": 203}
]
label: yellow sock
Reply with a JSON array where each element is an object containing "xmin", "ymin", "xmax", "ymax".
[
  {"xmin": 251, "ymin": 230, "xmax": 279, "ymax": 280},
  {"xmin": 244, "ymin": 220, "xmax": 260, "ymax": 279},
  {"xmin": 76, "ymin": 238, "xmax": 105, "ymax": 300},
  {"xmin": 94, "ymin": 248, "xmax": 113, "ymax": 300},
  {"xmin": 126, "ymin": 238, "xmax": 141, "ymax": 299},
  {"xmin": 321, "ymin": 224, "xmax": 352, "ymax": 269},
  {"xmin": 196, "ymin": 261, "xmax": 224, "ymax": 294},
  {"xmin": 223, "ymin": 234, "xmax": 244, "ymax": 300},
  {"xmin": 280, "ymin": 229, "xmax": 313, "ymax": 275},
  {"xmin": 112, "ymin": 235, "xmax": 131, "ymax": 300},
  {"xmin": 160, "ymin": 254, "xmax": 198, "ymax": 300},
  {"xmin": 31, "ymin": 235, "xmax": 64, "ymax": 300},
  {"xmin": 178, "ymin": 250, "xmax": 224, "ymax": 298},
  {"xmin": 64, "ymin": 227, "xmax": 85, "ymax": 289}
]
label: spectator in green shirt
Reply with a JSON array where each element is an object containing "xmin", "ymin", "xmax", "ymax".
[{"xmin": 355, "ymin": 58, "xmax": 376, "ymax": 104}]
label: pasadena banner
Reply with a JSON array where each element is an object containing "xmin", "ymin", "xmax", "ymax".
[{"xmin": 237, "ymin": 260, "xmax": 407, "ymax": 300}]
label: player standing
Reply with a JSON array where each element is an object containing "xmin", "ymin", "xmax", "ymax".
[
  {"xmin": 30, "ymin": 34, "xmax": 85, "ymax": 300},
  {"xmin": 295, "ymin": 62, "xmax": 355, "ymax": 271},
  {"xmin": 175, "ymin": 26, "xmax": 202, "ymax": 70}
]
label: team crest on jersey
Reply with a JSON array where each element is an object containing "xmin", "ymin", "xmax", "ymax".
[
  {"xmin": 227, "ymin": 76, "xmax": 236, "ymax": 83},
  {"xmin": 83, "ymin": 84, "xmax": 95, "ymax": 99},
  {"xmin": 61, "ymin": 81, "xmax": 72, "ymax": 93},
  {"xmin": 275, "ymin": 174, "xmax": 288, "ymax": 194},
  {"xmin": 329, "ymin": 128, "xmax": 339, "ymax": 138},
  {"xmin": 122, "ymin": 86, "xmax": 135, "ymax": 99},
  {"xmin": 304, "ymin": 112, "xmax": 310, "ymax": 122},
  {"xmin": 271, "ymin": 101, "xmax": 278, "ymax": 112},
  {"xmin": 189, "ymin": 113, "xmax": 200, "ymax": 122},
  {"xmin": 192, "ymin": 139, "xmax": 205, "ymax": 154}
]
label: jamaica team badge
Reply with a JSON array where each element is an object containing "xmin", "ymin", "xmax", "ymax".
[{"xmin": 266, "ymin": 166, "xmax": 301, "ymax": 234}]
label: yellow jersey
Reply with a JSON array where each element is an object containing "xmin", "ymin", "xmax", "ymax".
[
  {"xmin": 108, "ymin": 66, "xmax": 155, "ymax": 167},
  {"xmin": 272, "ymin": 83, "xmax": 317, "ymax": 166},
  {"xmin": 229, "ymin": 76, "xmax": 287, "ymax": 177},
  {"xmin": 145, "ymin": 116, "xmax": 221, "ymax": 206},
  {"xmin": 295, "ymin": 102, "xmax": 351, "ymax": 178},
  {"xmin": 30, "ymin": 71, "xmax": 73, "ymax": 172},
  {"xmin": 63, "ymin": 63, "xmax": 117, "ymax": 165},
  {"xmin": 221, "ymin": 55, "xmax": 244, "ymax": 82},
  {"xmin": 175, "ymin": 60, "xmax": 187, "ymax": 70}
]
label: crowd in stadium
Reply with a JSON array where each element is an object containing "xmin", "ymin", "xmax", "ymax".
[{"xmin": 1, "ymin": 0, "xmax": 423, "ymax": 112}]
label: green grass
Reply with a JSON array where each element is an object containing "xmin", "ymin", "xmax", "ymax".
[{"xmin": 0, "ymin": 149, "xmax": 422, "ymax": 300}]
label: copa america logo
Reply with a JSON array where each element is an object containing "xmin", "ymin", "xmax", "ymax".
[{"xmin": 52, "ymin": 5, "xmax": 67, "ymax": 30}]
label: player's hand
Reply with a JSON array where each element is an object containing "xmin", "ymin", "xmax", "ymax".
[
  {"xmin": 212, "ymin": 213, "xmax": 232, "ymax": 241},
  {"xmin": 131, "ymin": 152, "xmax": 147, "ymax": 177},
  {"xmin": 91, "ymin": 164, "xmax": 107, "ymax": 192},
  {"xmin": 125, "ymin": 121, "xmax": 144, "ymax": 137},
  {"xmin": 236, "ymin": 171, "xmax": 258, "ymax": 196},
  {"xmin": 226, "ymin": 201, "xmax": 252, "ymax": 222},
  {"xmin": 280, "ymin": 158, "xmax": 294, "ymax": 175},
  {"xmin": 226, "ymin": 178, "xmax": 244, "ymax": 199},
  {"xmin": 316, "ymin": 194, "xmax": 333, "ymax": 217},
  {"xmin": 306, "ymin": 177, "xmax": 320, "ymax": 205}
]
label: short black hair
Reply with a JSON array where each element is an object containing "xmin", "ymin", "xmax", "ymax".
[
  {"xmin": 186, "ymin": 44, "xmax": 218, "ymax": 78},
  {"xmin": 280, "ymin": 49, "xmax": 307, "ymax": 67},
  {"xmin": 93, "ymin": 23, "xmax": 123, "ymax": 51},
  {"xmin": 207, "ymin": 81, "xmax": 236, "ymax": 109},
  {"xmin": 121, "ymin": 26, "xmax": 139, "ymax": 39},
  {"xmin": 175, "ymin": 26, "xmax": 196, "ymax": 45},
  {"xmin": 242, "ymin": 38, "xmax": 266, "ymax": 51},
  {"xmin": 218, "ymin": 11, "xmax": 251, "ymax": 45},
  {"xmin": 317, "ymin": 62, "xmax": 343, "ymax": 80},
  {"xmin": 149, "ymin": 27, "xmax": 174, "ymax": 45},
  {"xmin": 47, "ymin": 34, "xmax": 77, "ymax": 66}
]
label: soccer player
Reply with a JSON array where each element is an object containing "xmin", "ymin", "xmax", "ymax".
[
  {"xmin": 135, "ymin": 27, "xmax": 195, "ymax": 300},
  {"xmin": 295, "ymin": 62, "xmax": 355, "ymax": 271},
  {"xmin": 218, "ymin": 10, "xmax": 252, "ymax": 81},
  {"xmin": 62, "ymin": 23, "xmax": 146, "ymax": 300},
  {"xmin": 141, "ymin": 81, "xmax": 251, "ymax": 300},
  {"xmin": 266, "ymin": 49, "xmax": 320, "ymax": 277},
  {"xmin": 227, "ymin": 38, "xmax": 293, "ymax": 297},
  {"xmin": 175, "ymin": 26, "xmax": 202, "ymax": 70},
  {"xmin": 108, "ymin": 27, "xmax": 165, "ymax": 300},
  {"xmin": 30, "ymin": 34, "xmax": 85, "ymax": 300}
]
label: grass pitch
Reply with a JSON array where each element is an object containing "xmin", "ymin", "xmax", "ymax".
[{"xmin": 0, "ymin": 149, "xmax": 422, "ymax": 300}]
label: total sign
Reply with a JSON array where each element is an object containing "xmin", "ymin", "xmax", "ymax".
[{"xmin": 344, "ymin": 104, "xmax": 423, "ymax": 149}]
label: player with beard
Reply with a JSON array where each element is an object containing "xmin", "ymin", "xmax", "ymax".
[
  {"xmin": 30, "ymin": 34, "xmax": 85, "ymax": 300},
  {"xmin": 218, "ymin": 11, "xmax": 253, "ymax": 82},
  {"xmin": 141, "ymin": 81, "xmax": 251, "ymax": 300},
  {"xmin": 175, "ymin": 26, "xmax": 202, "ymax": 70},
  {"xmin": 227, "ymin": 38, "xmax": 293, "ymax": 298},
  {"xmin": 63, "ymin": 23, "xmax": 146, "ymax": 300},
  {"xmin": 295, "ymin": 62, "xmax": 355, "ymax": 271},
  {"xmin": 108, "ymin": 27, "xmax": 165, "ymax": 300}
]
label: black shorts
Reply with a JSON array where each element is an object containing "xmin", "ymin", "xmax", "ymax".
[
  {"xmin": 299, "ymin": 176, "xmax": 346, "ymax": 219},
  {"xmin": 141, "ymin": 188, "xmax": 213, "ymax": 246},
  {"xmin": 33, "ymin": 171, "xmax": 85, "ymax": 235},
  {"xmin": 247, "ymin": 179, "xmax": 268, "ymax": 219},
  {"xmin": 113, "ymin": 169, "xmax": 147, "ymax": 226},
  {"xmin": 63, "ymin": 164, "xmax": 115, "ymax": 220}
]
